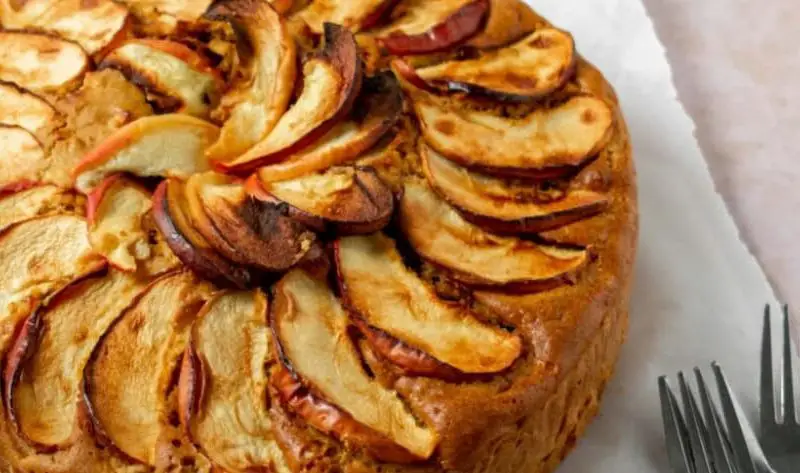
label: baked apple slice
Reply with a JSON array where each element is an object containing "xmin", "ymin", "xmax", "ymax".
[
  {"xmin": 203, "ymin": 0, "xmax": 297, "ymax": 161},
  {"xmin": 466, "ymin": 0, "xmax": 540, "ymax": 49},
  {"xmin": 421, "ymin": 144, "xmax": 609, "ymax": 233},
  {"xmin": 119, "ymin": 0, "xmax": 211, "ymax": 22},
  {"xmin": 0, "ymin": 126, "xmax": 48, "ymax": 190},
  {"xmin": 0, "ymin": 83, "xmax": 58, "ymax": 140},
  {"xmin": 100, "ymin": 39, "xmax": 222, "ymax": 117},
  {"xmin": 190, "ymin": 174, "xmax": 318, "ymax": 272},
  {"xmin": 411, "ymin": 28, "xmax": 576, "ymax": 102},
  {"xmin": 0, "ymin": 32, "xmax": 88, "ymax": 92},
  {"xmin": 83, "ymin": 270, "xmax": 213, "ymax": 465},
  {"xmin": 377, "ymin": 0, "xmax": 489, "ymax": 55},
  {"xmin": 72, "ymin": 114, "xmax": 218, "ymax": 192},
  {"xmin": 5, "ymin": 270, "xmax": 147, "ymax": 449},
  {"xmin": 399, "ymin": 72, "xmax": 614, "ymax": 178},
  {"xmin": 0, "ymin": 0, "xmax": 130, "ymax": 56},
  {"xmin": 86, "ymin": 174, "xmax": 179, "ymax": 274},
  {"xmin": 248, "ymin": 166, "xmax": 394, "ymax": 234},
  {"xmin": 0, "ymin": 185, "xmax": 82, "ymax": 233},
  {"xmin": 0, "ymin": 215, "xmax": 105, "ymax": 307},
  {"xmin": 271, "ymin": 269, "xmax": 438, "ymax": 462},
  {"xmin": 152, "ymin": 179, "xmax": 254, "ymax": 288},
  {"xmin": 335, "ymin": 233, "xmax": 522, "ymax": 373},
  {"xmin": 255, "ymin": 72, "xmax": 402, "ymax": 183},
  {"xmin": 216, "ymin": 23, "xmax": 362, "ymax": 175},
  {"xmin": 178, "ymin": 290, "xmax": 287, "ymax": 471},
  {"xmin": 298, "ymin": 0, "xmax": 399, "ymax": 33},
  {"xmin": 399, "ymin": 181, "xmax": 587, "ymax": 290}
]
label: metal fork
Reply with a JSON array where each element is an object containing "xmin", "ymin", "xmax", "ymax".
[
  {"xmin": 660, "ymin": 364, "xmax": 772, "ymax": 473},
  {"xmin": 760, "ymin": 305, "xmax": 800, "ymax": 473}
]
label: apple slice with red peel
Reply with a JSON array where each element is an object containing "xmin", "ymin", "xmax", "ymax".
[
  {"xmin": 203, "ymin": 0, "xmax": 297, "ymax": 162},
  {"xmin": 0, "ymin": 83, "xmax": 58, "ymax": 140},
  {"xmin": 399, "ymin": 77, "xmax": 615, "ymax": 179},
  {"xmin": 100, "ymin": 39, "xmax": 223, "ymax": 117},
  {"xmin": 412, "ymin": 28, "xmax": 576, "ymax": 102},
  {"xmin": 0, "ymin": 126, "xmax": 48, "ymax": 190},
  {"xmin": 399, "ymin": 181, "xmax": 588, "ymax": 290},
  {"xmin": 421, "ymin": 144, "xmax": 609, "ymax": 234},
  {"xmin": 249, "ymin": 166, "xmax": 394, "ymax": 235},
  {"xmin": 299, "ymin": 0, "xmax": 399, "ymax": 33},
  {"xmin": 271, "ymin": 269, "xmax": 438, "ymax": 462},
  {"xmin": 179, "ymin": 290, "xmax": 287, "ymax": 471},
  {"xmin": 377, "ymin": 0, "xmax": 489, "ymax": 55},
  {"xmin": 86, "ymin": 174, "xmax": 180, "ymax": 274},
  {"xmin": 0, "ymin": 185, "xmax": 82, "ymax": 233},
  {"xmin": 0, "ymin": 32, "xmax": 88, "ymax": 92},
  {"xmin": 335, "ymin": 233, "xmax": 522, "ymax": 374},
  {"xmin": 255, "ymin": 72, "xmax": 402, "ymax": 183},
  {"xmin": 0, "ymin": 215, "xmax": 106, "ymax": 306},
  {"xmin": 193, "ymin": 176, "xmax": 318, "ymax": 272},
  {"xmin": 216, "ymin": 23, "xmax": 363, "ymax": 175},
  {"xmin": 466, "ymin": 0, "xmax": 540, "ymax": 49},
  {"xmin": 6, "ymin": 270, "xmax": 148, "ymax": 449},
  {"xmin": 83, "ymin": 270, "xmax": 213, "ymax": 465},
  {"xmin": 72, "ymin": 114, "xmax": 218, "ymax": 192},
  {"xmin": 152, "ymin": 179, "xmax": 254, "ymax": 289},
  {"xmin": 0, "ymin": 0, "xmax": 130, "ymax": 55}
]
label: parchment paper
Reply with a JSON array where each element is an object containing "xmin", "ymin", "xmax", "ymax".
[{"xmin": 524, "ymin": 1, "xmax": 781, "ymax": 471}]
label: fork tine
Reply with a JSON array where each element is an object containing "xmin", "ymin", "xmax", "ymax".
[
  {"xmin": 711, "ymin": 363, "xmax": 758, "ymax": 473},
  {"xmin": 678, "ymin": 372, "xmax": 712, "ymax": 473},
  {"xmin": 659, "ymin": 376, "xmax": 693, "ymax": 473},
  {"xmin": 695, "ymin": 368, "xmax": 736, "ymax": 473},
  {"xmin": 782, "ymin": 304, "xmax": 796, "ymax": 424},
  {"xmin": 761, "ymin": 305, "xmax": 776, "ymax": 429}
]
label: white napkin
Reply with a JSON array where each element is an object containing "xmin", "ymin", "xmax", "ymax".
[{"xmin": 522, "ymin": 1, "xmax": 780, "ymax": 471}]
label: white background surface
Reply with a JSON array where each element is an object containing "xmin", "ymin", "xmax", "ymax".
[{"xmin": 525, "ymin": 1, "xmax": 780, "ymax": 471}]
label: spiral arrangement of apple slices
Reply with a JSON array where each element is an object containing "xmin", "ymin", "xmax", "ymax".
[{"xmin": 0, "ymin": 0, "xmax": 620, "ymax": 470}]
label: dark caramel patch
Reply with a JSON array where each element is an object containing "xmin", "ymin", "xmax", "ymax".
[
  {"xmin": 528, "ymin": 36, "xmax": 554, "ymax": 49},
  {"xmin": 434, "ymin": 120, "xmax": 455, "ymax": 135},
  {"xmin": 581, "ymin": 108, "xmax": 596, "ymax": 124}
]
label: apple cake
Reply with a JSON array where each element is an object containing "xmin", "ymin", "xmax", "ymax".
[{"xmin": 0, "ymin": 0, "xmax": 637, "ymax": 472}]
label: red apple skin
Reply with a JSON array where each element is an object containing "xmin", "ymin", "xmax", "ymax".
[
  {"xmin": 270, "ymin": 365, "xmax": 419, "ymax": 464},
  {"xmin": 379, "ymin": 0, "xmax": 490, "ymax": 56},
  {"xmin": 214, "ymin": 23, "xmax": 364, "ymax": 176},
  {"xmin": 454, "ymin": 200, "xmax": 608, "ymax": 235},
  {"xmin": 359, "ymin": 0, "xmax": 402, "ymax": 30},
  {"xmin": 0, "ymin": 180, "xmax": 40, "ymax": 196},
  {"xmin": 3, "ymin": 308, "xmax": 43, "ymax": 439},
  {"xmin": 151, "ymin": 180, "xmax": 254, "ymax": 289},
  {"xmin": 177, "ymin": 343, "xmax": 207, "ymax": 439},
  {"xmin": 349, "ymin": 317, "xmax": 466, "ymax": 381}
]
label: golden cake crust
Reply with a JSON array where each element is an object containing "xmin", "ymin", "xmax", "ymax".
[{"xmin": 0, "ymin": 1, "xmax": 636, "ymax": 472}]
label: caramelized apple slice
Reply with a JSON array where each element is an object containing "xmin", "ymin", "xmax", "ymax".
[
  {"xmin": 119, "ymin": 0, "xmax": 211, "ymax": 22},
  {"xmin": 83, "ymin": 271, "xmax": 213, "ymax": 465},
  {"xmin": 0, "ymin": 32, "xmax": 88, "ymax": 92},
  {"xmin": 299, "ymin": 0, "xmax": 398, "ymax": 33},
  {"xmin": 466, "ymin": 0, "xmax": 540, "ymax": 49},
  {"xmin": 73, "ymin": 114, "xmax": 218, "ymax": 192},
  {"xmin": 86, "ymin": 174, "xmax": 179, "ymax": 274},
  {"xmin": 250, "ymin": 166, "xmax": 394, "ymax": 234},
  {"xmin": 204, "ymin": 0, "xmax": 297, "ymax": 161},
  {"xmin": 6, "ymin": 270, "xmax": 147, "ymax": 448},
  {"xmin": 377, "ymin": 0, "xmax": 488, "ymax": 55},
  {"xmin": 179, "ymin": 290, "xmax": 287, "ymax": 471},
  {"xmin": 194, "ymin": 176, "xmax": 318, "ymax": 271},
  {"xmin": 0, "ymin": 126, "xmax": 48, "ymax": 189},
  {"xmin": 272, "ymin": 269, "xmax": 437, "ymax": 461},
  {"xmin": 399, "ymin": 181, "xmax": 587, "ymax": 290},
  {"xmin": 413, "ymin": 28, "xmax": 576, "ymax": 101},
  {"xmin": 411, "ymin": 93, "xmax": 612, "ymax": 179},
  {"xmin": 335, "ymin": 233, "xmax": 521, "ymax": 373},
  {"xmin": 0, "ymin": 83, "xmax": 58, "ymax": 140},
  {"xmin": 152, "ymin": 179, "xmax": 254, "ymax": 288},
  {"xmin": 101, "ymin": 39, "xmax": 222, "ymax": 117},
  {"xmin": 255, "ymin": 72, "xmax": 402, "ymax": 183},
  {"xmin": 422, "ymin": 145, "xmax": 609, "ymax": 233},
  {"xmin": 216, "ymin": 23, "xmax": 362, "ymax": 175},
  {"xmin": 0, "ymin": 215, "xmax": 105, "ymax": 306},
  {"xmin": 0, "ymin": 185, "xmax": 82, "ymax": 233},
  {"xmin": 0, "ymin": 0, "xmax": 130, "ymax": 55}
]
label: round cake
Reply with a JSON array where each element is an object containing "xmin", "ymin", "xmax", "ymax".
[{"xmin": 0, "ymin": 0, "xmax": 637, "ymax": 472}]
